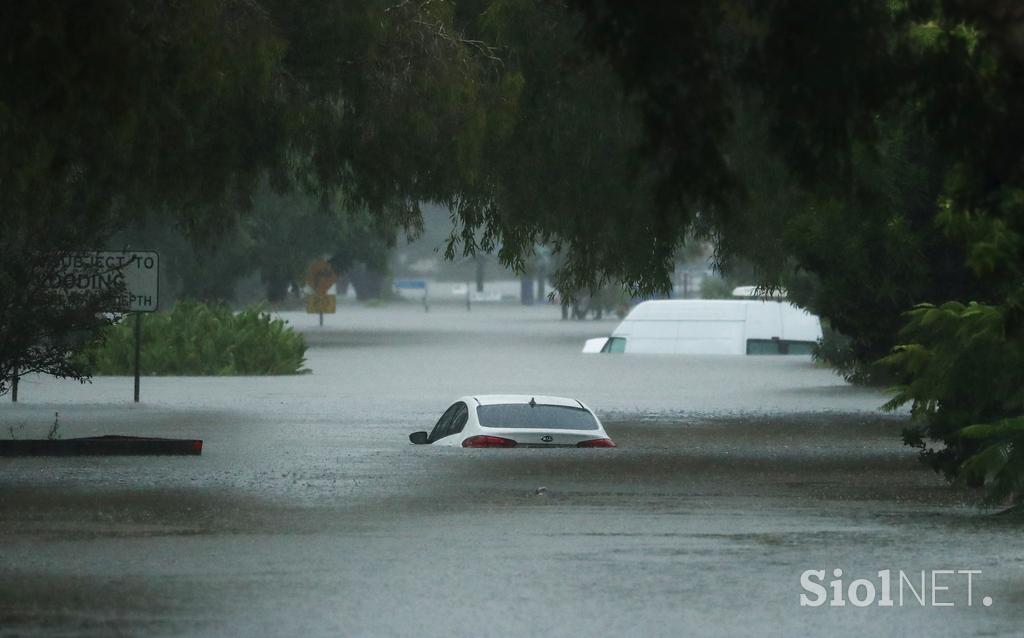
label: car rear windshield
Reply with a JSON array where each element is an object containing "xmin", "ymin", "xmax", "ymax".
[{"xmin": 476, "ymin": 404, "xmax": 599, "ymax": 430}]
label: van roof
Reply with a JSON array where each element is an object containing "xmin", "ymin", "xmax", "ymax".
[{"xmin": 624, "ymin": 299, "xmax": 764, "ymax": 321}]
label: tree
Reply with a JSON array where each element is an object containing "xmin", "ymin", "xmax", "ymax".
[
  {"xmin": 0, "ymin": 250, "xmax": 122, "ymax": 397},
  {"xmin": 446, "ymin": 0, "xmax": 681, "ymax": 299},
  {"xmin": 0, "ymin": 0, "xmax": 500, "ymax": 393},
  {"xmin": 113, "ymin": 186, "xmax": 397, "ymax": 305}
]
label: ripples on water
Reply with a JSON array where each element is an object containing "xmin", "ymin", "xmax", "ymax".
[{"xmin": 1, "ymin": 305, "xmax": 1014, "ymax": 638}]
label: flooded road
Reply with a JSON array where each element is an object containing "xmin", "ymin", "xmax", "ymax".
[{"xmin": 1, "ymin": 304, "xmax": 1020, "ymax": 637}]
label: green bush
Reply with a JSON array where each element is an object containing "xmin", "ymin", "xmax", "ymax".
[
  {"xmin": 883, "ymin": 301, "xmax": 1024, "ymax": 506},
  {"xmin": 80, "ymin": 301, "xmax": 308, "ymax": 376}
]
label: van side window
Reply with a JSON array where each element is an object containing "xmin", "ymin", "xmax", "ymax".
[
  {"xmin": 602, "ymin": 337, "xmax": 627, "ymax": 353},
  {"xmin": 786, "ymin": 341, "xmax": 815, "ymax": 355},
  {"xmin": 746, "ymin": 339, "xmax": 816, "ymax": 355}
]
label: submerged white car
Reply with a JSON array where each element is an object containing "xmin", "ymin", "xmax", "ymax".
[{"xmin": 409, "ymin": 395, "xmax": 616, "ymax": 448}]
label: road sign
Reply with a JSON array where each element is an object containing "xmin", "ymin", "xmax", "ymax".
[
  {"xmin": 393, "ymin": 278, "xmax": 427, "ymax": 290},
  {"xmin": 393, "ymin": 278, "xmax": 429, "ymax": 312},
  {"xmin": 306, "ymin": 259, "xmax": 338, "ymax": 295},
  {"xmin": 45, "ymin": 251, "xmax": 160, "ymax": 403},
  {"xmin": 52, "ymin": 251, "xmax": 159, "ymax": 312},
  {"xmin": 306, "ymin": 293, "xmax": 336, "ymax": 314}
]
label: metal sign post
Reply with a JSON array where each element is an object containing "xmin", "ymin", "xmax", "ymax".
[{"xmin": 134, "ymin": 312, "xmax": 142, "ymax": 403}]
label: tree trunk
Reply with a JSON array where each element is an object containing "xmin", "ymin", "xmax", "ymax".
[
  {"xmin": 520, "ymin": 276, "xmax": 535, "ymax": 305},
  {"xmin": 475, "ymin": 257, "xmax": 485, "ymax": 293}
]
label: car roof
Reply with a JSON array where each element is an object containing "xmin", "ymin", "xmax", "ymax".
[{"xmin": 469, "ymin": 394, "xmax": 585, "ymax": 408}]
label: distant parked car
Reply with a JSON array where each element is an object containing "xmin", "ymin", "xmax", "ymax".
[{"xmin": 409, "ymin": 395, "xmax": 616, "ymax": 448}]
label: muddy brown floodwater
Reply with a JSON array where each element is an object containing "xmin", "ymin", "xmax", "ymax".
[{"xmin": 1, "ymin": 304, "xmax": 1021, "ymax": 637}]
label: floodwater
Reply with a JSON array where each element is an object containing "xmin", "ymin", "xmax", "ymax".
[{"xmin": 0, "ymin": 304, "xmax": 1020, "ymax": 637}]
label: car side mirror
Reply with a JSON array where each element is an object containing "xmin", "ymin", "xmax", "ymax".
[{"xmin": 409, "ymin": 431, "xmax": 429, "ymax": 445}]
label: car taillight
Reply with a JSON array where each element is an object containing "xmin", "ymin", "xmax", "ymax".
[
  {"xmin": 462, "ymin": 435, "xmax": 518, "ymax": 448},
  {"xmin": 577, "ymin": 438, "xmax": 616, "ymax": 448}
]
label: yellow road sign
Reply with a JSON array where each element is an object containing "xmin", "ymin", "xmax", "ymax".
[{"xmin": 306, "ymin": 293, "xmax": 336, "ymax": 314}]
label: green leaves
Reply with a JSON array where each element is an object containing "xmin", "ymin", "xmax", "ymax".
[
  {"xmin": 884, "ymin": 300, "xmax": 1024, "ymax": 503},
  {"xmin": 80, "ymin": 302, "xmax": 308, "ymax": 376},
  {"xmin": 955, "ymin": 417, "xmax": 1024, "ymax": 505},
  {"xmin": 455, "ymin": 0, "xmax": 678, "ymax": 297},
  {"xmin": 957, "ymin": 417, "xmax": 1024, "ymax": 441}
]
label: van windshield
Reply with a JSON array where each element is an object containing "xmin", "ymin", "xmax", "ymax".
[
  {"xmin": 602, "ymin": 337, "xmax": 626, "ymax": 353},
  {"xmin": 477, "ymin": 404, "xmax": 599, "ymax": 430}
]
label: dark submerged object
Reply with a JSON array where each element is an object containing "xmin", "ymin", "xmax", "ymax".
[{"xmin": 0, "ymin": 435, "xmax": 203, "ymax": 456}]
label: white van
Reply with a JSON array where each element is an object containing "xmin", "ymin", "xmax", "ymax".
[{"xmin": 582, "ymin": 299, "xmax": 823, "ymax": 355}]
